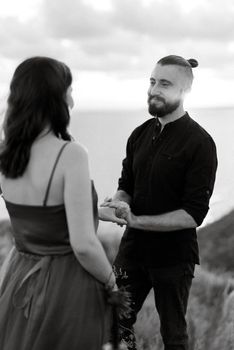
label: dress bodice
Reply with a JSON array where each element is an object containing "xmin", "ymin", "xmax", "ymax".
[
  {"xmin": 5, "ymin": 181, "xmax": 98, "ymax": 256},
  {"xmin": 5, "ymin": 202, "xmax": 71, "ymax": 255},
  {"xmin": 2, "ymin": 142, "xmax": 99, "ymax": 256}
]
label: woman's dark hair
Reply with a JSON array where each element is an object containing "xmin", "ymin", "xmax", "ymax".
[{"xmin": 0, "ymin": 56, "xmax": 73, "ymax": 178}]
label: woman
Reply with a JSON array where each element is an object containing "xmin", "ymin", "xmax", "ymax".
[{"xmin": 0, "ymin": 56, "xmax": 117, "ymax": 350}]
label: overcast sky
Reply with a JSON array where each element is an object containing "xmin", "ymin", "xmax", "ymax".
[{"xmin": 0, "ymin": 0, "xmax": 234, "ymax": 110}]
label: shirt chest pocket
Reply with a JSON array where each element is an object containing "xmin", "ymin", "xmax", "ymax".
[{"xmin": 156, "ymin": 152, "xmax": 187, "ymax": 178}]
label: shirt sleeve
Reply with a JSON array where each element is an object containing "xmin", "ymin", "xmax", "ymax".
[
  {"xmin": 181, "ymin": 136, "xmax": 218, "ymax": 226},
  {"xmin": 118, "ymin": 136, "xmax": 134, "ymax": 197}
]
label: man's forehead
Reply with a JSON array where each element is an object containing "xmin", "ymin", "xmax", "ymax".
[{"xmin": 151, "ymin": 64, "xmax": 186, "ymax": 82}]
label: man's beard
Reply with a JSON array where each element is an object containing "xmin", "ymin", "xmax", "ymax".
[{"xmin": 148, "ymin": 96, "xmax": 181, "ymax": 118}]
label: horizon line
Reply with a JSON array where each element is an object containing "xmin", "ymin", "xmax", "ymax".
[{"xmin": 74, "ymin": 105, "xmax": 234, "ymax": 113}]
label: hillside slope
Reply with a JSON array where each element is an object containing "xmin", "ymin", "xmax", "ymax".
[{"xmin": 198, "ymin": 209, "xmax": 234, "ymax": 276}]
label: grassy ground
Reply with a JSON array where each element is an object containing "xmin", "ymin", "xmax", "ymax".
[
  {"xmin": 198, "ymin": 209, "xmax": 234, "ymax": 276},
  {"xmin": 134, "ymin": 267, "xmax": 234, "ymax": 350}
]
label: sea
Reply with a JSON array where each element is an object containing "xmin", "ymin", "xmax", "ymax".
[{"xmin": 1, "ymin": 107, "xmax": 234, "ymax": 227}]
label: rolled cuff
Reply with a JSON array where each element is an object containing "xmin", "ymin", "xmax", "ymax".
[{"xmin": 182, "ymin": 204, "xmax": 209, "ymax": 227}]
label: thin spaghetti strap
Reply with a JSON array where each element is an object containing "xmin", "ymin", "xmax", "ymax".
[{"xmin": 43, "ymin": 142, "xmax": 70, "ymax": 206}]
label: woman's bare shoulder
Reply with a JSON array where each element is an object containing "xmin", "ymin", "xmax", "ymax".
[
  {"xmin": 64, "ymin": 141, "xmax": 88, "ymax": 158},
  {"xmin": 62, "ymin": 141, "xmax": 89, "ymax": 170}
]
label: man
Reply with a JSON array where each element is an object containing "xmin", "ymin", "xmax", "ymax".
[{"xmin": 99, "ymin": 55, "xmax": 218, "ymax": 350}]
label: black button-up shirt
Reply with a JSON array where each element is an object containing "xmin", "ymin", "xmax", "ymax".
[{"xmin": 117, "ymin": 113, "xmax": 217, "ymax": 267}]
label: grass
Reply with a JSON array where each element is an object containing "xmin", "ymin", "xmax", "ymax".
[{"xmin": 134, "ymin": 267, "xmax": 234, "ymax": 350}]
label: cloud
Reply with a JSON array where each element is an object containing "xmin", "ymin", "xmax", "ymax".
[
  {"xmin": 112, "ymin": 0, "xmax": 234, "ymax": 42},
  {"xmin": 0, "ymin": 0, "xmax": 234, "ymax": 79},
  {"xmin": 42, "ymin": 0, "xmax": 112, "ymax": 38},
  {"xmin": 42, "ymin": 0, "xmax": 234, "ymax": 44},
  {"xmin": 0, "ymin": 16, "xmax": 48, "ymax": 59},
  {"xmin": 39, "ymin": 0, "xmax": 234, "ymax": 74}
]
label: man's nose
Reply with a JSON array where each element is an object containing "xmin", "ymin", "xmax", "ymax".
[{"xmin": 149, "ymin": 83, "xmax": 161, "ymax": 96}]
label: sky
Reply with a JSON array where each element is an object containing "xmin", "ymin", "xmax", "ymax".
[{"xmin": 0, "ymin": 0, "xmax": 234, "ymax": 111}]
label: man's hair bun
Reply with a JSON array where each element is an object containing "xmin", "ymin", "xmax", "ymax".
[{"xmin": 187, "ymin": 58, "xmax": 198, "ymax": 68}]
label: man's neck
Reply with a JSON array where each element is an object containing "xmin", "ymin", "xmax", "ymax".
[{"xmin": 158, "ymin": 106, "xmax": 185, "ymax": 127}]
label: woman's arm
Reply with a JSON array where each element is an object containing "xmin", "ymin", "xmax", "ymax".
[{"xmin": 63, "ymin": 142, "xmax": 116, "ymax": 288}]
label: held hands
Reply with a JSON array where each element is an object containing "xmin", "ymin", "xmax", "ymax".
[
  {"xmin": 100, "ymin": 198, "xmax": 135, "ymax": 227},
  {"xmin": 99, "ymin": 197, "xmax": 127, "ymax": 226}
]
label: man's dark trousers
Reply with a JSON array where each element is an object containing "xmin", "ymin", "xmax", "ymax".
[{"xmin": 114, "ymin": 261, "xmax": 195, "ymax": 350}]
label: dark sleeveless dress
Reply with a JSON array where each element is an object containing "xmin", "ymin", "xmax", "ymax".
[{"xmin": 0, "ymin": 143, "xmax": 111, "ymax": 350}]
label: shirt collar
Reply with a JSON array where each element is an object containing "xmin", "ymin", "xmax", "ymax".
[{"xmin": 156, "ymin": 112, "xmax": 189, "ymax": 130}]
